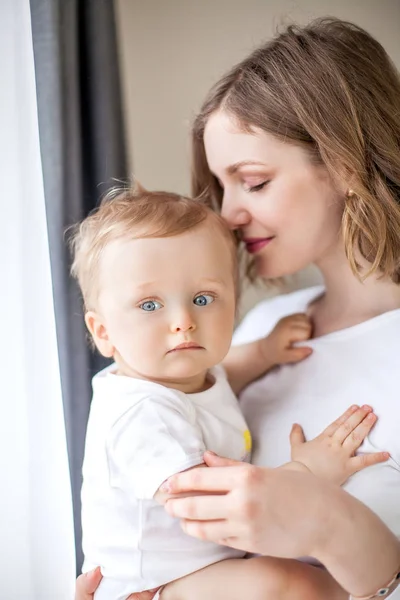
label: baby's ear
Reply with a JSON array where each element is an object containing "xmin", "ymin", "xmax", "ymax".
[{"xmin": 85, "ymin": 311, "xmax": 114, "ymax": 358}]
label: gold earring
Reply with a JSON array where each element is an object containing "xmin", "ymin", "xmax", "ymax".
[{"xmin": 346, "ymin": 189, "xmax": 356, "ymax": 199}]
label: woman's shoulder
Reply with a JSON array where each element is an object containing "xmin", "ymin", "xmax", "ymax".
[{"xmin": 233, "ymin": 285, "xmax": 324, "ymax": 345}]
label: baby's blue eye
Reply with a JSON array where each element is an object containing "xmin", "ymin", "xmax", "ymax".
[
  {"xmin": 139, "ymin": 300, "xmax": 162, "ymax": 312},
  {"xmin": 193, "ymin": 294, "xmax": 214, "ymax": 307}
]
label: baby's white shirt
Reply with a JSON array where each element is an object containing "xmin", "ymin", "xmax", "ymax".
[{"xmin": 81, "ymin": 365, "xmax": 250, "ymax": 598}]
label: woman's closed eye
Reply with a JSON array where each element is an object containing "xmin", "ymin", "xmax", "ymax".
[{"xmin": 244, "ymin": 180, "xmax": 270, "ymax": 193}]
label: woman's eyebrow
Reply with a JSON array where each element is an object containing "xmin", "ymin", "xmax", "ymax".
[
  {"xmin": 210, "ymin": 160, "xmax": 268, "ymax": 180},
  {"xmin": 227, "ymin": 160, "xmax": 268, "ymax": 174}
]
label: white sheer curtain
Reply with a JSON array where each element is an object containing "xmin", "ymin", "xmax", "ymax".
[{"xmin": 0, "ymin": 1, "xmax": 76, "ymax": 598}]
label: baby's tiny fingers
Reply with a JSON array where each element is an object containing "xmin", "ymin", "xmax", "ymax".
[
  {"xmin": 289, "ymin": 313, "xmax": 311, "ymax": 322},
  {"xmin": 332, "ymin": 406, "xmax": 373, "ymax": 444},
  {"xmin": 321, "ymin": 405, "xmax": 359, "ymax": 437},
  {"xmin": 349, "ymin": 451, "xmax": 390, "ymax": 474},
  {"xmin": 290, "ymin": 326, "xmax": 312, "ymax": 339},
  {"xmin": 285, "ymin": 347, "xmax": 313, "ymax": 363},
  {"xmin": 342, "ymin": 412, "xmax": 377, "ymax": 452},
  {"xmin": 290, "ymin": 423, "xmax": 306, "ymax": 448}
]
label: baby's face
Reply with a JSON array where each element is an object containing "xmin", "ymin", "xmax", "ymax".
[{"xmin": 95, "ymin": 222, "xmax": 236, "ymax": 388}]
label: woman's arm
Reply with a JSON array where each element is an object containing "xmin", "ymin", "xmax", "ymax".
[
  {"xmin": 164, "ymin": 452, "xmax": 400, "ymax": 599},
  {"xmin": 318, "ymin": 484, "xmax": 400, "ymax": 597}
]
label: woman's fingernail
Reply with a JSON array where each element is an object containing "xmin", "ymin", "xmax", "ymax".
[
  {"xmin": 180, "ymin": 519, "xmax": 188, "ymax": 532},
  {"xmin": 165, "ymin": 501, "xmax": 174, "ymax": 516},
  {"xmin": 362, "ymin": 404, "xmax": 372, "ymax": 410},
  {"xmin": 160, "ymin": 480, "xmax": 171, "ymax": 493}
]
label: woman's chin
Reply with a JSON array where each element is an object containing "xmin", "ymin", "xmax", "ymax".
[{"xmin": 255, "ymin": 256, "xmax": 309, "ymax": 280}]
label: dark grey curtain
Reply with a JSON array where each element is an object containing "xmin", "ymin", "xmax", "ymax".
[{"xmin": 30, "ymin": 0, "xmax": 128, "ymax": 572}]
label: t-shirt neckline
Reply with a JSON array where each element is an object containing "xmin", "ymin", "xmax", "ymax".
[{"xmin": 301, "ymin": 286, "xmax": 400, "ymax": 343}]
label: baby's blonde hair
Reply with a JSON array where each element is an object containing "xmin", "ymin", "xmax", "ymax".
[{"xmin": 69, "ymin": 184, "xmax": 238, "ymax": 311}]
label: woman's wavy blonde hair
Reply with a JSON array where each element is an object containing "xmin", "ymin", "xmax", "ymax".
[{"xmin": 192, "ymin": 18, "xmax": 400, "ymax": 283}]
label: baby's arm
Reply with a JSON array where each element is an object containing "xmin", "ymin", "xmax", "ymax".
[
  {"xmin": 224, "ymin": 313, "xmax": 312, "ymax": 394},
  {"xmin": 161, "ymin": 556, "xmax": 347, "ymax": 600},
  {"xmin": 282, "ymin": 405, "xmax": 390, "ymax": 485},
  {"xmin": 108, "ymin": 394, "xmax": 208, "ymax": 502}
]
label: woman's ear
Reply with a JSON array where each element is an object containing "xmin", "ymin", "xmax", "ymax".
[{"xmin": 85, "ymin": 311, "xmax": 114, "ymax": 358}]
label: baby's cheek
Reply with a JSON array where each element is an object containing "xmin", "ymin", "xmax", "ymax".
[{"xmin": 132, "ymin": 335, "xmax": 160, "ymax": 368}]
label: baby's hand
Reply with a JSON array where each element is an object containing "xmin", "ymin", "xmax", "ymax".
[
  {"xmin": 224, "ymin": 314, "xmax": 312, "ymax": 395},
  {"xmin": 260, "ymin": 313, "xmax": 313, "ymax": 367},
  {"xmin": 289, "ymin": 405, "xmax": 390, "ymax": 485}
]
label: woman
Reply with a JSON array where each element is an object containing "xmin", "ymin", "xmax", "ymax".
[{"xmin": 76, "ymin": 17, "xmax": 400, "ymax": 600}]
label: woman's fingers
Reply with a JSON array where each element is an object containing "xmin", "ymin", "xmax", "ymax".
[
  {"xmin": 342, "ymin": 411, "xmax": 378, "ymax": 452},
  {"xmin": 75, "ymin": 571, "xmax": 159, "ymax": 600},
  {"xmin": 180, "ymin": 518, "xmax": 238, "ymax": 543},
  {"xmin": 165, "ymin": 494, "xmax": 229, "ymax": 520},
  {"xmin": 126, "ymin": 589, "xmax": 160, "ymax": 600},
  {"xmin": 75, "ymin": 568, "xmax": 102, "ymax": 599},
  {"xmin": 332, "ymin": 405, "xmax": 373, "ymax": 444},
  {"xmin": 349, "ymin": 451, "xmax": 390, "ymax": 474},
  {"xmin": 217, "ymin": 536, "xmax": 242, "ymax": 551},
  {"xmin": 167, "ymin": 494, "xmax": 231, "ymax": 521},
  {"xmin": 203, "ymin": 451, "xmax": 242, "ymax": 468},
  {"xmin": 321, "ymin": 405, "xmax": 360, "ymax": 437},
  {"xmin": 163, "ymin": 463, "xmax": 245, "ymax": 494}
]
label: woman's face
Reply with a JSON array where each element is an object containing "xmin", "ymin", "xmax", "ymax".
[{"xmin": 204, "ymin": 110, "xmax": 345, "ymax": 278}]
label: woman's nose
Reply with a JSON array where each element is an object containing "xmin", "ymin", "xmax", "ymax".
[{"xmin": 220, "ymin": 192, "xmax": 251, "ymax": 230}]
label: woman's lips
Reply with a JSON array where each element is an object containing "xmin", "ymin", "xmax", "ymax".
[{"xmin": 243, "ymin": 237, "xmax": 274, "ymax": 254}]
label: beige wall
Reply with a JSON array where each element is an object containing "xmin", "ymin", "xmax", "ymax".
[{"xmin": 114, "ymin": 0, "xmax": 400, "ymax": 315}]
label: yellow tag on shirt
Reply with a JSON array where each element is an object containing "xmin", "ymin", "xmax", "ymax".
[{"xmin": 243, "ymin": 429, "xmax": 252, "ymax": 453}]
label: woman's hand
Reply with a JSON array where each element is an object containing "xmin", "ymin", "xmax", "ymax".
[
  {"xmin": 75, "ymin": 568, "xmax": 159, "ymax": 600},
  {"xmin": 164, "ymin": 452, "xmax": 400, "ymax": 598},
  {"xmin": 75, "ymin": 568, "xmax": 103, "ymax": 600},
  {"xmin": 163, "ymin": 451, "xmax": 330, "ymax": 558}
]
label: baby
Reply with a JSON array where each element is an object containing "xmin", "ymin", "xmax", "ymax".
[{"xmin": 70, "ymin": 186, "xmax": 384, "ymax": 600}]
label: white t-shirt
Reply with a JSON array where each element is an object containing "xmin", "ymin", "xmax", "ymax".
[
  {"xmin": 81, "ymin": 365, "xmax": 250, "ymax": 599},
  {"xmin": 233, "ymin": 286, "xmax": 400, "ymax": 560}
]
